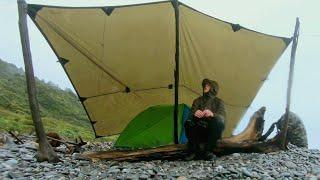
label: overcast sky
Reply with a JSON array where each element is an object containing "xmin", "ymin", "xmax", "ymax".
[{"xmin": 0, "ymin": 0, "xmax": 319, "ymax": 148}]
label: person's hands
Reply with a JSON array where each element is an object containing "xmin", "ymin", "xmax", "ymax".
[
  {"xmin": 203, "ymin": 109, "xmax": 214, "ymax": 117},
  {"xmin": 195, "ymin": 110, "xmax": 204, "ymax": 118}
]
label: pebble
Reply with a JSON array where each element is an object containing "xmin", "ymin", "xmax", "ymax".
[
  {"xmin": 242, "ymin": 168, "xmax": 253, "ymax": 177},
  {"xmin": 0, "ymin": 153, "xmax": 6, "ymax": 158},
  {"xmin": 40, "ymin": 162, "xmax": 54, "ymax": 168},
  {"xmin": 6, "ymin": 158, "xmax": 18, "ymax": 165},
  {"xmin": 281, "ymin": 172, "xmax": 291, "ymax": 177},
  {"xmin": 232, "ymin": 153, "xmax": 241, "ymax": 157},
  {"xmin": 139, "ymin": 174, "xmax": 149, "ymax": 179},
  {"xmin": 285, "ymin": 161, "xmax": 297, "ymax": 168},
  {"xmin": 21, "ymin": 154, "xmax": 34, "ymax": 161},
  {"xmin": 108, "ymin": 168, "xmax": 121, "ymax": 174},
  {"xmin": 177, "ymin": 176, "xmax": 187, "ymax": 180},
  {"xmin": 24, "ymin": 142, "xmax": 38, "ymax": 151}
]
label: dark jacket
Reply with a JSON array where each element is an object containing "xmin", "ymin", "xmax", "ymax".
[{"xmin": 188, "ymin": 79, "xmax": 226, "ymax": 126}]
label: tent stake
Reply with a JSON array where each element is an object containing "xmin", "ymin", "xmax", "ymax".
[
  {"xmin": 17, "ymin": 0, "xmax": 59, "ymax": 162},
  {"xmin": 281, "ymin": 18, "xmax": 300, "ymax": 149},
  {"xmin": 172, "ymin": 0, "xmax": 180, "ymax": 144}
]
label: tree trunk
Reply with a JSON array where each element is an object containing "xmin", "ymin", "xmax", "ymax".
[{"xmin": 17, "ymin": 0, "xmax": 59, "ymax": 162}]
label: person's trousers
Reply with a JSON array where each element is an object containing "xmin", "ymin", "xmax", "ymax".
[{"xmin": 184, "ymin": 116, "xmax": 225, "ymax": 152}]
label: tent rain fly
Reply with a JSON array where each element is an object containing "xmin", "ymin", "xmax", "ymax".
[{"xmin": 27, "ymin": 1, "xmax": 291, "ymax": 138}]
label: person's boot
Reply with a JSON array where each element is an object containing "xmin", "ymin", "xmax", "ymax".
[
  {"xmin": 184, "ymin": 153, "xmax": 197, "ymax": 161},
  {"xmin": 203, "ymin": 151, "xmax": 216, "ymax": 160},
  {"xmin": 184, "ymin": 142, "xmax": 200, "ymax": 161}
]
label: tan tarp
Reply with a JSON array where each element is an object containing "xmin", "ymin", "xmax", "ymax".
[{"xmin": 28, "ymin": 1, "xmax": 290, "ymax": 137}]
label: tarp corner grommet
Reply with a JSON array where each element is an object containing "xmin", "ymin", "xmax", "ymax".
[
  {"xmin": 58, "ymin": 57, "xmax": 69, "ymax": 66},
  {"xmin": 102, "ymin": 7, "xmax": 115, "ymax": 16},
  {"xmin": 27, "ymin": 4, "xmax": 43, "ymax": 19},
  {"xmin": 282, "ymin": 37, "xmax": 293, "ymax": 46},
  {"xmin": 79, "ymin": 96, "xmax": 87, "ymax": 103},
  {"xmin": 231, "ymin": 23, "xmax": 241, "ymax": 32}
]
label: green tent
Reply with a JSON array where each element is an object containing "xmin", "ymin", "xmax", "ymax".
[{"xmin": 115, "ymin": 104, "xmax": 190, "ymax": 149}]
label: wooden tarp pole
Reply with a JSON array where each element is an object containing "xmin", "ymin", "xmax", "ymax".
[
  {"xmin": 172, "ymin": 0, "xmax": 180, "ymax": 144},
  {"xmin": 281, "ymin": 17, "xmax": 300, "ymax": 149},
  {"xmin": 17, "ymin": 0, "xmax": 59, "ymax": 162}
]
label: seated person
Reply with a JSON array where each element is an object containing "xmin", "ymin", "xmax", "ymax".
[{"xmin": 184, "ymin": 79, "xmax": 226, "ymax": 160}]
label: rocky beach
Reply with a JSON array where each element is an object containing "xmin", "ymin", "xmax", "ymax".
[{"xmin": 0, "ymin": 133, "xmax": 320, "ymax": 180}]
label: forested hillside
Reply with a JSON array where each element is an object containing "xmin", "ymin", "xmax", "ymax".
[{"xmin": 0, "ymin": 58, "xmax": 94, "ymax": 139}]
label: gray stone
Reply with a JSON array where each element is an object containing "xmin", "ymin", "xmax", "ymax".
[
  {"xmin": 139, "ymin": 174, "xmax": 149, "ymax": 179},
  {"xmin": 281, "ymin": 172, "xmax": 291, "ymax": 177},
  {"xmin": 100, "ymin": 171, "xmax": 109, "ymax": 178},
  {"xmin": 24, "ymin": 172, "xmax": 33, "ymax": 177},
  {"xmin": 24, "ymin": 167, "xmax": 33, "ymax": 173},
  {"xmin": 10, "ymin": 147, "xmax": 19, "ymax": 152},
  {"xmin": 3, "ymin": 159, "xmax": 18, "ymax": 169},
  {"xmin": 78, "ymin": 160, "xmax": 90, "ymax": 166},
  {"xmin": 24, "ymin": 142, "xmax": 38, "ymax": 151},
  {"xmin": 40, "ymin": 162, "xmax": 54, "ymax": 168},
  {"xmin": 242, "ymin": 168, "xmax": 253, "ymax": 177},
  {"xmin": 21, "ymin": 154, "xmax": 34, "ymax": 161},
  {"xmin": 18, "ymin": 148, "xmax": 30, "ymax": 154},
  {"xmin": 293, "ymin": 171, "xmax": 304, "ymax": 176},
  {"xmin": 232, "ymin": 153, "xmax": 241, "ymax": 157},
  {"xmin": 1, "ymin": 171, "xmax": 10, "ymax": 178},
  {"xmin": 147, "ymin": 169, "xmax": 155, "ymax": 175},
  {"xmin": 108, "ymin": 168, "xmax": 120, "ymax": 174},
  {"xmin": 122, "ymin": 168, "xmax": 131, "ymax": 173},
  {"xmin": 0, "ymin": 153, "xmax": 6, "ymax": 159},
  {"xmin": 228, "ymin": 168, "xmax": 238, "ymax": 174},
  {"xmin": 285, "ymin": 161, "xmax": 297, "ymax": 168},
  {"xmin": 1, "ymin": 135, "xmax": 14, "ymax": 145},
  {"xmin": 0, "ymin": 152, "xmax": 15, "ymax": 159},
  {"xmin": 126, "ymin": 174, "xmax": 139, "ymax": 179},
  {"xmin": 56, "ymin": 145, "xmax": 68, "ymax": 153},
  {"xmin": 157, "ymin": 172, "xmax": 167, "ymax": 177},
  {"xmin": 43, "ymin": 167, "xmax": 50, "ymax": 172},
  {"xmin": 8, "ymin": 171, "xmax": 24, "ymax": 179},
  {"xmin": 311, "ymin": 167, "xmax": 320, "ymax": 175},
  {"xmin": 80, "ymin": 166, "xmax": 91, "ymax": 175}
]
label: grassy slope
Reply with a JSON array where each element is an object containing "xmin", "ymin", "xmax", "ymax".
[
  {"xmin": 0, "ymin": 108, "xmax": 94, "ymax": 139},
  {"xmin": 0, "ymin": 58, "xmax": 101, "ymax": 140}
]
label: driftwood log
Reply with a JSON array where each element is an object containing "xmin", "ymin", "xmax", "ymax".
[{"xmin": 82, "ymin": 107, "xmax": 283, "ymax": 161}]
